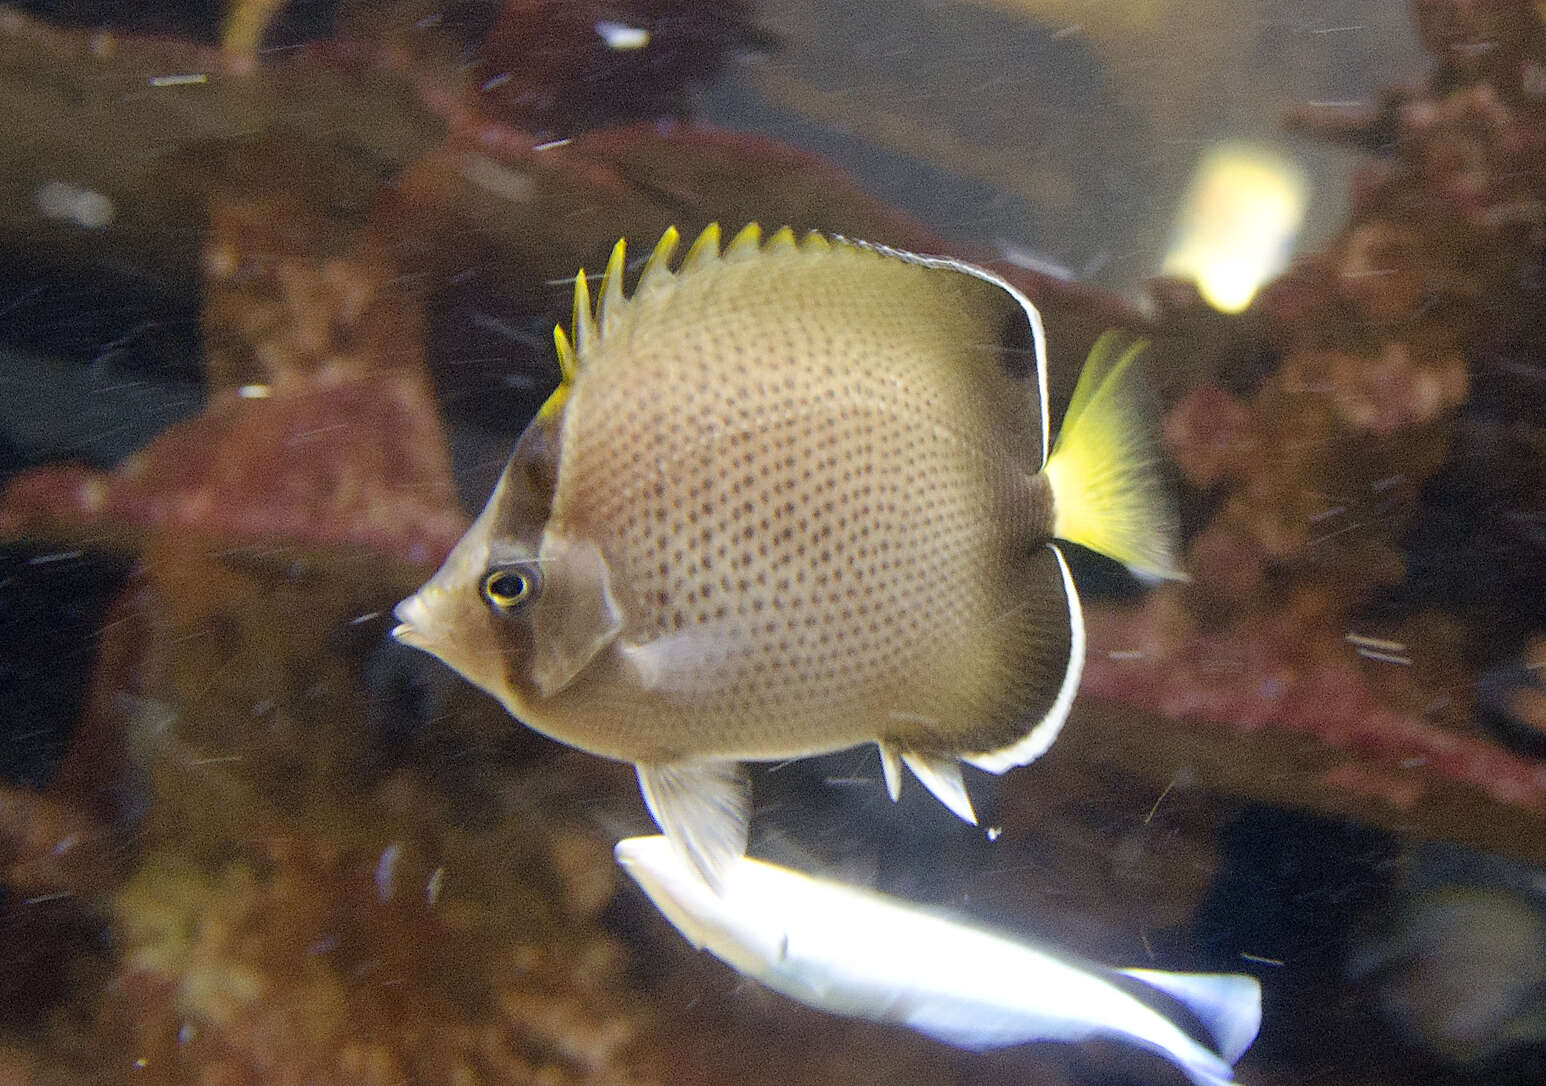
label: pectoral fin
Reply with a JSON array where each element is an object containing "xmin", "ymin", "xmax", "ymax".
[
  {"xmin": 900, "ymin": 751, "xmax": 977, "ymax": 825},
  {"xmin": 621, "ymin": 624, "xmax": 745, "ymax": 696},
  {"xmin": 635, "ymin": 761, "xmax": 751, "ymax": 892},
  {"xmin": 530, "ymin": 532, "xmax": 622, "ymax": 697}
]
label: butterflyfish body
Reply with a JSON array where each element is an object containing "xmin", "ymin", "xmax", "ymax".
[{"xmin": 393, "ymin": 224, "xmax": 1181, "ymax": 885}]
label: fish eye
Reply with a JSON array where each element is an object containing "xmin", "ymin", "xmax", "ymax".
[{"xmin": 480, "ymin": 563, "xmax": 539, "ymax": 613}]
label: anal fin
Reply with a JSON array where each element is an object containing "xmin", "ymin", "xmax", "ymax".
[
  {"xmin": 635, "ymin": 761, "xmax": 751, "ymax": 892},
  {"xmin": 901, "ymin": 751, "xmax": 977, "ymax": 824}
]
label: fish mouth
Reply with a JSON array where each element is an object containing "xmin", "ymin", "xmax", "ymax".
[{"xmin": 391, "ymin": 594, "xmax": 431, "ymax": 646}]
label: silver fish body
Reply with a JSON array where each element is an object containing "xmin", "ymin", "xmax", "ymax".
[{"xmin": 616, "ymin": 835, "xmax": 1261, "ymax": 1086}]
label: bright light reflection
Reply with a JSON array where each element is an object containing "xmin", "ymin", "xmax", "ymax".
[{"xmin": 1162, "ymin": 143, "xmax": 1310, "ymax": 314}]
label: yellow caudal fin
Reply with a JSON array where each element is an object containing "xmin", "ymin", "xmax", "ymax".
[{"xmin": 1043, "ymin": 333, "xmax": 1185, "ymax": 581}]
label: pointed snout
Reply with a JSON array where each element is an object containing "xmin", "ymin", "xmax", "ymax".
[{"xmin": 392, "ymin": 593, "xmax": 432, "ymax": 646}]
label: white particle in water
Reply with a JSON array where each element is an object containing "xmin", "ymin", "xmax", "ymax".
[
  {"xmin": 375, "ymin": 843, "xmax": 402, "ymax": 903},
  {"xmin": 35, "ymin": 180, "xmax": 114, "ymax": 229},
  {"xmin": 594, "ymin": 20, "xmax": 649, "ymax": 50}
]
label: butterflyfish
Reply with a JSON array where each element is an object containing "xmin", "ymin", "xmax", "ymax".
[{"xmin": 393, "ymin": 224, "xmax": 1181, "ymax": 886}]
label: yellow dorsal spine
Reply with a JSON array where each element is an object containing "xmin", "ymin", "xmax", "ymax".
[
  {"xmin": 681, "ymin": 222, "xmax": 722, "ymax": 273},
  {"xmin": 725, "ymin": 222, "xmax": 762, "ymax": 261},
  {"xmin": 553, "ymin": 325, "xmax": 576, "ymax": 381},
  {"xmin": 598, "ymin": 238, "xmax": 627, "ymax": 333},
  {"xmin": 572, "ymin": 268, "xmax": 597, "ymax": 355},
  {"xmin": 560, "ymin": 222, "xmax": 819, "ymax": 377},
  {"xmin": 638, "ymin": 226, "xmax": 681, "ymax": 294},
  {"xmin": 539, "ymin": 324, "xmax": 576, "ymax": 421},
  {"xmin": 765, "ymin": 225, "xmax": 797, "ymax": 253}
]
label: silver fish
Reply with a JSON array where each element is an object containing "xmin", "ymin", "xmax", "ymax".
[{"xmin": 616, "ymin": 835, "xmax": 1261, "ymax": 1086}]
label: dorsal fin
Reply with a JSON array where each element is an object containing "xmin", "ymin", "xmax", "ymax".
[
  {"xmin": 598, "ymin": 237, "xmax": 627, "ymax": 331},
  {"xmin": 571, "ymin": 266, "xmax": 597, "ymax": 356},
  {"xmin": 765, "ymin": 225, "xmax": 797, "ymax": 254},
  {"xmin": 725, "ymin": 222, "xmax": 763, "ymax": 260},
  {"xmin": 681, "ymin": 222, "xmax": 722, "ymax": 273},
  {"xmin": 637, "ymin": 226, "xmax": 681, "ymax": 295},
  {"xmin": 559, "ymin": 222, "xmax": 844, "ymax": 374},
  {"xmin": 539, "ymin": 324, "xmax": 577, "ymax": 421},
  {"xmin": 552, "ymin": 325, "xmax": 576, "ymax": 382}
]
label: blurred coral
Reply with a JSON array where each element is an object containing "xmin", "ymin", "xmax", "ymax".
[
  {"xmin": 1078, "ymin": 0, "xmax": 1546, "ymax": 855},
  {"xmin": 1477, "ymin": 636, "xmax": 1546, "ymax": 755},
  {"xmin": 473, "ymin": 0, "xmax": 765, "ymax": 136},
  {"xmin": 1345, "ymin": 842, "xmax": 1546, "ymax": 1067},
  {"xmin": 0, "ymin": 787, "xmax": 117, "ymax": 897},
  {"xmin": 1412, "ymin": 0, "xmax": 1544, "ymax": 86},
  {"xmin": 1162, "ymin": 384, "xmax": 1257, "ymax": 490},
  {"xmin": 81, "ymin": 779, "xmax": 656, "ymax": 1085}
]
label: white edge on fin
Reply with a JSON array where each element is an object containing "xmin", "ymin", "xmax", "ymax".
[
  {"xmin": 1120, "ymin": 969, "xmax": 1263, "ymax": 1067},
  {"xmin": 877, "ymin": 742, "xmax": 903, "ymax": 802},
  {"xmin": 635, "ymin": 761, "xmax": 751, "ymax": 892},
  {"xmin": 901, "ymin": 751, "xmax": 977, "ymax": 824},
  {"xmin": 963, "ymin": 543, "xmax": 1085, "ymax": 775},
  {"xmin": 840, "ymin": 239, "xmax": 1051, "ymax": 469}
]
